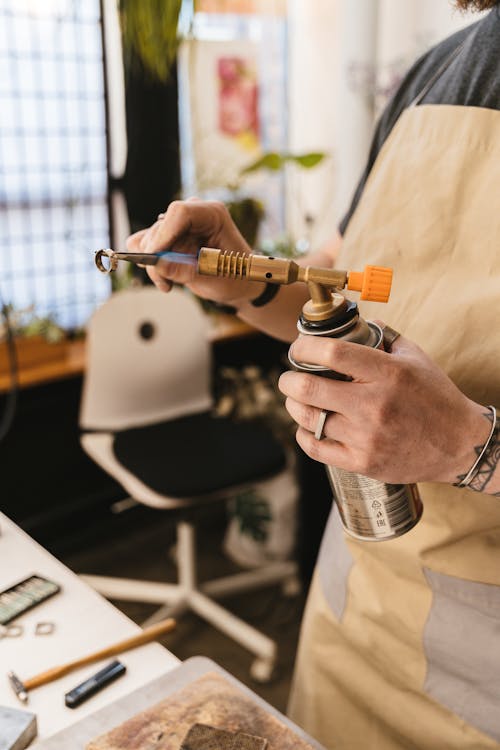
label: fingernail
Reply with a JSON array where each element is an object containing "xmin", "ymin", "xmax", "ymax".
[{"xmin": 278, "ymin": 371, "xmax": 290, "ymax": 392}]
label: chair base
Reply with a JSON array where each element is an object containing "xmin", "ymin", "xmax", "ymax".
[{"xmin": 79, "ymin": 521, "xmax": 299, "ymax": 683}]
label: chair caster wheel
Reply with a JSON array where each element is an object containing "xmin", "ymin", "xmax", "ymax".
[
  {"xmin": 250, "ymin": 658, "xmax": 275, "ymax": 683},
  {"xmin": 282, "ymin": 575, "xmax": 301, "ymax": 597}
]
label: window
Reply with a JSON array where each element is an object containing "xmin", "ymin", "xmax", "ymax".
[{"xmin": 0, "ymin": 0, "xmax": 111, "ymax": 330}]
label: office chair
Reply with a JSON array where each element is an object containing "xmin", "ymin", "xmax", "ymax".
[{"xmin": 79, "ymin": 286, "xmax": 298, "ymax": 681}]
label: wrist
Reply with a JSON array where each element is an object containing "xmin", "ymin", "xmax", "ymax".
[
  {"xmin": 228, "ymin": 280, "xmax": 270, "ymax": 310},
  {"xmin": 444, "ymin": 400, "xmax": 495, "ymax": 485}
]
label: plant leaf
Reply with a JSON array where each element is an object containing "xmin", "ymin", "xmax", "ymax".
[
  {"xmin": 240, "ymin": 151, "xmax": 327, "ymax": 176},
  {"xmin": 288, "ymin": 152, "xmax": 325, "ymax": 168},
  {"xmin": 240, "ymin": 152, "xmax": 285, "ymax": 174}
]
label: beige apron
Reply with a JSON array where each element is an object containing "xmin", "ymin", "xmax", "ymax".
[{"xmin": 288, "ymin": 102, "xmax": 500, "ymax": 750}]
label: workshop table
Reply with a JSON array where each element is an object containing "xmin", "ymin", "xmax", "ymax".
[{"xmin": 0, "ymin": 512, "xmax": 179, "ymax": 742}]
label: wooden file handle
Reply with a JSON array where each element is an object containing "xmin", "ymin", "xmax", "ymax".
[{"xmin": 24, "ymin": 617, "xmax": 176, "ymax": 691}]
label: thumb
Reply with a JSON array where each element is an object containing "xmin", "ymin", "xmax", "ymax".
[
  {"xmin": 373, "ymin": 319, "xmax": 402, "ymax": 353},
  {"xmin": 373, "ymin": 319, "xmax": 426, "ymax": 361}
]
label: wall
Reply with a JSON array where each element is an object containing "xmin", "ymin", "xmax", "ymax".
[{"xmin": 287, "ymin": 0, "xmax": 484, "ymax": 248}]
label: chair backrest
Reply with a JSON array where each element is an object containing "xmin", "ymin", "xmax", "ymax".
[{"xmin": 80, "ymin": 287, "xmax": 213, "ymax": 431}]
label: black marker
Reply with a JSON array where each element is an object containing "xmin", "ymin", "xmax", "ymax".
[{"xmin": 64, "ymin": 660, "xmax": 126, "ymax": 708}]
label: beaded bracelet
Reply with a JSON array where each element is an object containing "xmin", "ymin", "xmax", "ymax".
[{"xmin": 454, "ymin": 405, "xmax": 498, "ymax": 488}]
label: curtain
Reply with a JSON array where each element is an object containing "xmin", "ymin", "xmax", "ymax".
[{"xmin": 288, "ymin": 0, "xmax": 482, "ymax": 248}]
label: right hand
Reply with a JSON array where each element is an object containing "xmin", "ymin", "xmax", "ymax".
[{"xmin": 126, "ymin": 199, "xmax": 264, "ymax": 305}]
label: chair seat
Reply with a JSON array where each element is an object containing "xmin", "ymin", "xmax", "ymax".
[{"xmin": 112, "ymin": 411, "xmax": 286, "ymax": 498}]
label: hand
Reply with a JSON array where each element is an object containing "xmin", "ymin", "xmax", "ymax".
[
  {"xmin": 126, "ymin": 199, "xmax": 264, "ymax": 305},
  {"xmin": 278, "ymin": 327, "xmax": 490, "ymax": 485}
]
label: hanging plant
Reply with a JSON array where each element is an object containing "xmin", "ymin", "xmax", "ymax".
[{"xmin": 119, "ymin": 0, "xmax": 184, "ymax": 82}]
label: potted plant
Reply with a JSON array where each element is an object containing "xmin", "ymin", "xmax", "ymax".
[
  {"xmin": 0, "ymin": 305, "xmax": 77, "ymax": 381},
  {"xmin": 227, "ymin": 150, "xmax": 327, "ymax": 251}
]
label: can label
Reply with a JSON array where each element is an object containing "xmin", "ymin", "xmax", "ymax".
[
  {"xmin": 290, "ymin": 315, "xmax": 423, "ymax": 542},
  {"xmin": 327, "ymin": 467, "xmax": 423, "ymax": 541}
]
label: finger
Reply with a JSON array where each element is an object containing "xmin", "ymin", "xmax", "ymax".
[
  {"xmin": 126, "ymin": 229, "xmax": 147, "ymax": 251},
  {"xmin": 147, "ymin": 267, "xmax": 172, "ymax": 293},
  {"xmin": 279, "ymin": 370, "xmax": 360, "ymax": 415},
  {"xmin": 285, "ymin": 397, "xmax": 351, "ymax": 441},
  {"xmin": 371, "ymin": 319, "xmax": 402, "ymax": 353},
  {"xmin": 295, "ymin": 426, "xmax": 353, "ymax": 469},
  {"xmin": 141, "ymin": 200, "xmax": 225, "ymax": 254},
  {"xmin": 388, "ymin": 333, "xmax": 426, "ymax": 362},
  {"xmin": 290, "ymin": 335, "xmax": 393, "ymax": 382}
]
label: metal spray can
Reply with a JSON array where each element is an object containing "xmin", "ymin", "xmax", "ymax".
[
  {"xmin": 194, "ymin": 246, "xmax": 422, "ymax": 541},
  {"xmin": 289, "ymin": 302, "xmax": 423, "ymax": 542}
]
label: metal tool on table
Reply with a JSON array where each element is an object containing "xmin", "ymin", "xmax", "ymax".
[
  {"xmin": 95, "ymin": 246, "xmax": 422, "ymax": 541},
  {"xmin": 0, "ymin": 704, "xmax": 37, "ymax": 750},
  {"xmin": 64, "ymin": 660, "xmax": 126, "ymax": 709},
  {"xmin": 7, "ymin": 617, "xmax": 175, "ymax": 703}
]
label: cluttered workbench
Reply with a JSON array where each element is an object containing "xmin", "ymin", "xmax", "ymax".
[
  {"xmin": 0, "ymin": 513, "xmax": 178, "ymax": 745},
  {"xmin": 0, "ymin": 513, "xmax": 324, "ymax": 749}
]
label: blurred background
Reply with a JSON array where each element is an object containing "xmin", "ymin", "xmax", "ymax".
[{"xmin": 0, "ymin": 0, "xmax": 482, "ymax": 710}]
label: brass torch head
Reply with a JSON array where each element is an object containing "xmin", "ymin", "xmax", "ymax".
[{"xmin": 197, "ymin": 247, "xmax": 392, "ymax": 320}]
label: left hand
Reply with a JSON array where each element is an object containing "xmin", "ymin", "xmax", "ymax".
[{"xmin": 278, "ymin": 326, "xmax": 490, "ymax": 485}]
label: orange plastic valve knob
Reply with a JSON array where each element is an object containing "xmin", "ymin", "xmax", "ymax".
[{"xmin": 347, "ymin": 265, "xmax": 393, "ymax": 303}]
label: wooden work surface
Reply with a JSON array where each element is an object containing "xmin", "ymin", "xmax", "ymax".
[
  {"xmin": 34, "ymin": 657, "xmax": 326, "ymax": 750},
  {"xmin": 0, "ymin": 314, "xmax": 256, "ymax": 393}
]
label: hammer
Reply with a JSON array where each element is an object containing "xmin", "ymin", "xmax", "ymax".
[{"xmin": 8, "ymin": 617, "xmax": 176, "ymax": 703}]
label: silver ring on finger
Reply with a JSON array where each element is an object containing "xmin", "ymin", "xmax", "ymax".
[
  {"xmin": 157, "ymin": 212, "xmax": 166, "ymax": 221},
  {"xmin": 314, "ymin": 409, "xmax": 330, "ymax": 441}
]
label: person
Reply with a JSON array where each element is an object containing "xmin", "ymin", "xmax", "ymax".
[{"xmin": 126, "ymin": 1, "xmax": 500, "ymax": 747}]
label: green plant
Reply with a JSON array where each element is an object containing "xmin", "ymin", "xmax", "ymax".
[
  {"xmin": 241, "ymin": 151, "xmax": 326, "ymax": 175},
  {"xmin": 229, "ymin": 489, "xmax": 272, "ymax": 543},
  {"xmin": 119, "ymin": 0, "xmax": 184, "ymax": 82},
  {"xmin": 226, "ymin": 196, "xmax": 265, "ymax": 248},
  {"xmin": 0, "ymin": 305, "xmax": 67, "ymax": 343},
  {"xmin": 21, "ymin": 315, "xmax": 66, "ymax": 343},
  {"xmin": 230, "ymin": 150, "xmax": 327, "ymax": 254}
]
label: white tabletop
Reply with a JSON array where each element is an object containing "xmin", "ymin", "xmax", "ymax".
[{"xmin": 0, "ymin": 512, "xmax": 179, "ymax": 741}]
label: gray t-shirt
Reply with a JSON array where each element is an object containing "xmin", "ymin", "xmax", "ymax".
[{"xmin": 340, "ymin": 6, "xmax": 500, "ymax": 235}]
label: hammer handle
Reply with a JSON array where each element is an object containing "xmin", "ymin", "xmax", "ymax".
[{"xmin": 24, "ymin": 618, "xmax": 176, "ymax": 691}]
